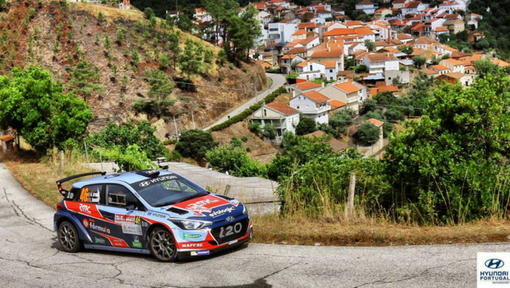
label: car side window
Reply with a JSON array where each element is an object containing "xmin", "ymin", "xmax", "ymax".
[
  {"xmin": 106, "ymin": 185, "xmax": 135, "ymax": 208},
  {"xmin": 78, "ymin": 185, "xmax": 103, "ymax": 204}
]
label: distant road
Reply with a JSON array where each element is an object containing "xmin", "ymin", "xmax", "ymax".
[{"xmin": 202, "ymin": 73, "xmax": 286, "ymax": 131}]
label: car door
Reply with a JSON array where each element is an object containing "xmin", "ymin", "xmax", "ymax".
[
  {"xmin": 69, "ymin": 184, "xmax": 108, "ymax": 246},
  {"xmin": 99, "ymin": 184, "xmax": 147, "ymax": 249}
]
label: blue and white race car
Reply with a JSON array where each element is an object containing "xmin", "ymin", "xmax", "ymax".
[{"xmin": 54, "ymin": 170, "xmax": 252, "ymax": 261}]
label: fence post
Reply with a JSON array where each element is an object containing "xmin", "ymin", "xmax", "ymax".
[
  {"xmin": 84, "ymin": 141, "xmax": 90, "ymax": 164},
  {"xmin": 348, "ymin": 172, "xmax": 356, "ymax": 220},
  {"xmin": 60, "ymin": 150, "xmax": 64, "ymax": 170}
]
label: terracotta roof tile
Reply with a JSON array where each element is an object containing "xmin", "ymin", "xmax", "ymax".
[
  {"xmin": 335, "ymin": 82, "xmax": 360, "ymax": 94},
  {"xmin": 296, "ymin": 82, "xmax": 323, "ymax": 91},
  {"xmin": 368, "ymin": 118, "xmax": 384, "ymax": 127},
  {"xmin": 303, "ymin": 91, "xmax": 330, "ymax": 103},
  {"xmin": 266, "ymin": 103, "xmax": 299, "ymax": 115}
]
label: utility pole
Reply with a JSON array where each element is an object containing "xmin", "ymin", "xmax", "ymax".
[
  {"xmin": 191, "ymin": 109, "xmax": 196, "ymax": 129},
  {"xmin": 173, "ymin": 115, "xmax": 179, "ymax": 137}
]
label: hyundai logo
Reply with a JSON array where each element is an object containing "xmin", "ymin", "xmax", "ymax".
[
  {"xmin": 485, "ymin": 259, "xmax": 505, "ymax": 269},
  {"xmin": 226, "ymin": 216, "xmax": 234, "ymax": 222},
  {"xmin": 139, "ymin": 181, "xmax": 151, "ymax": 187}
]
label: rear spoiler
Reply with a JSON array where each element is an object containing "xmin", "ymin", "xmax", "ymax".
[{"xmin": 56, "ymin": 171, "xmax": 106, "ymax": 197}]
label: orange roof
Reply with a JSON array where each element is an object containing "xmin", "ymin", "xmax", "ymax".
[
  {"xmin": 355, "ymin": 27, "xmax": 374, "ymax": 35},
  {"xmin": 297, "ymin": 22, "xmax": 319, "ymax": 29},
  {"xmin": 335, "ymin": 82, "xmax": 360, "ymax": 94},
  {"xmin": 323, "ymin": 28, "xmax": 356, "ymax": 37},
  {"xmin": 293, "ymin": 29, "xmax": 306, "ymax": 36},
  {"xmin": 296, "ymin": 82, "xmax": 322, "ymax": 91},
  {"xmin": 303, "ymin": 91, "xmax": 330, "ymax": 103},
  {"xmin": 430, "ymin": 64, "xmax": 449, "ymax": 71},
  {"xmin": 311, "ymin": 48, "xmax": 343, "ymax": 58},
  {"xmin": 378, "ymin": 85, "xmax": 399, "ymax": 93},
  {"xmin": 368, "ymin": 118, "xmax": 384, "ymax": 127},
  {"xmin": 266, "ymin": 103, "xmax": 299, "ymax": 115},
  {"xmin": 442, "ymin": 58, "xmax": 463, "ymax": 66},
  {"xmin": 328, "ymin": 100, "xmax": 347, "ymax": 109},
  {"xmin": 322, "ymin": 60, "xmax": 337, "ymax": 68},
  {"xmin": 345, "ymin": 20, "xmax": 364, "ymax": 27}
]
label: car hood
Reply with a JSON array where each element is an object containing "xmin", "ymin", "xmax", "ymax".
[{"xmin": 171, "ymin": 194, "xmax": 242, "ymax": 220}]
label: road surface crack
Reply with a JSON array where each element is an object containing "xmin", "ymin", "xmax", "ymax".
[
  {"xmin": 354, "ymin": 258, "xmax": 474, "ymax": 287},
  {"xmin": 11, "ymin": 200, "xmax": 52, "ymax": 232},
  {"xmin": 3, "ymin": 187, "xmax": 19, "ymax": 216}
]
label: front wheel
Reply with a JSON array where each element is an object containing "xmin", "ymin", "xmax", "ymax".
[
  {"xmin": 149, "ymin": 227, "xmax": 178, "ymax": 262},
  {"xmin": 57, "ymin": 221, "xmax": 82, "ymax": 253}
]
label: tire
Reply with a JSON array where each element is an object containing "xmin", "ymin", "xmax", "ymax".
[
  {"xmin": 58, "ymin": 221, "xmax": 82, "ymax": 253},
  {"xmin": 149, "ymin": 227, "xmax": 178, "ymax": 262}
]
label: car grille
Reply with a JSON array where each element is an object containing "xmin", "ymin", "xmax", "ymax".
[{"xmin": 211, "ymin": 218, "xmax": 249, "ymax": 245}]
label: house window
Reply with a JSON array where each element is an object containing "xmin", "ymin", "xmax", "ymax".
[
  {"xmin": 297, "ymin": 106, "xmax": 300, "ymax": 109},
  {"xmin": 330, "ymin": 69, "xmax": 333, "ymax": 73},
  {"xmin": 310, "ymin": 65, "xmax": 313, "ymax": 70},
  {"xmin": 388, "ymin": 77, "xmax": 392, "ymax": 80},
  {"xmin": 263, "ymin": 109, "xmax": 267, "ymax": 116}
]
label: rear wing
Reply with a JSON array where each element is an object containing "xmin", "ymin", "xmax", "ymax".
[{"xmin": 56, "ymin": 171, "xmax": 106, "ymax": 198}]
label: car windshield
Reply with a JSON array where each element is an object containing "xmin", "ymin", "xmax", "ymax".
[{"xmin": 130, "ymin": 174, "xmax": 208, "ymax": 207}]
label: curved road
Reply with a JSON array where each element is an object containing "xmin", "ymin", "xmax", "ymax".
[
  {"xmin": 0, "ymin": 163, "xmax": 508, "ymax": 288},
  {"xmin": 203, "ymin": 73, "xmax": 286, "ymax": 131}
]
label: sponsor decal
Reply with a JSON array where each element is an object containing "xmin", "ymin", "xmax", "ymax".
[
  {"xmin": 190, "ymin": 250, "xmax": 210, "ymax": 256},
  {"xmin": 135, "ymin": 216, "xmax": 141, "ymax": 225},
  {"xmin": 147, "ymin": 212, "xmax": 167, "ymax": 219},
  {"xmin": 79, "ymin": 203, "xmax": 91, "ymax": 214},
  {"xmin": 132, "ymin": 241, "xmax": 143, "ymax": 248},
  {"xmin": 80, "ymin": 187, "xmax": 89, "ymax": 202},
  {"xmin": 219, "ymin": 222, "xmax": 243, "ymax": 238},
  {"xmin": 185, "ymin": 199, "xmax": 219, "ymax": 214},
  {"xmin": 121, "ymin": 223, "xmax": 142, "ymax": 235},
  {"xmin": 183, "ymin": 233, "xmax": 202, "ymax": 240},
  {"xmin": 138, "ymin": 175, "xmax": 177, "ymax": 187},
  {"xmin": 228, "ymin": 239, "xmax": 238, "ymax": 245},
  {"xmin": 115, "ymin": 214, "xmax": 135, "ymax": 224},
  {"xmin": 182, "ymin": 243, "xmax": 203, "ymax": 248},
  {"xmin": 226, "ymin": 216, "xmax": 234, "ymax": 222},
  {"xmin": 209, "ymin": 206, "xmax": 237, "ymax": 218},
  {"xmin": 94, "ymin": 237, "xmax": 105, "ymax": 244},
  {"xmin": 90, "ymin": 222, "xmax": 110, "ymax": 234},
  {"xmin": 478, "ymin": 253, "xmax": 510, "ymax": 287},
  {"xmin": 112, "ymin": 239, "xmax": 125, "ymax": 247},
  {"xmin": 82, "ymin": 218, "xmax": 89, "ymax": 228}
]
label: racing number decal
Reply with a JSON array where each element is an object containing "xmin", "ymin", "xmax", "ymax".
[
  {"xmin": 80, "ymin": 187, "xmax": 89, "ymax": 202},
  {"xmin": 219, "ymin": 222, "xmax": 242, "ymax": 238}
]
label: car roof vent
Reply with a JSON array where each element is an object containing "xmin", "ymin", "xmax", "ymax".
[
  {"xmin": 168, "ymin": 207, "xmax": 189, "ymax": 215},
  {"xmin": 136, "ymin": 170, "xmax": 161, "ymax": 177}
]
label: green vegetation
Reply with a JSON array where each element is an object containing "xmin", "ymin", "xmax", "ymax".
[
  {"xmin": 174, "ymin": 129, "xmax": 217, "ymax": 162},
  {"xmin": 0, "ymin": 66, "xmax": 92, "ymax": 153}
]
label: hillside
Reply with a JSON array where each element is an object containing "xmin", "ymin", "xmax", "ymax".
[{"xmin": 0, "ymin": 0, "xmax": 267, "ymax": 138}]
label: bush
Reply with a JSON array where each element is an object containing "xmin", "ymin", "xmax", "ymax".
[{"xmin": 175, "ymin": 129, "xmax": 216, "ymax": 161}]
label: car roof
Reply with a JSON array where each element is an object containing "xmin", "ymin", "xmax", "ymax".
[{"xmin": 72, "ymin": 170, "xmax": 173, "ymax": 188}]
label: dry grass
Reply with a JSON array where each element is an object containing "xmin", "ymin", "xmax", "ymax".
[
  {"xmin": 2, "ymin": 150, "xmax": 510, "ymax": 246},
  {"xmin": 252, "ymin": 214, "xmax": 510, "ymax": 246},
  {"xmin": 73, "ymin": 2, "xmax": 145, "ymax": 23}
]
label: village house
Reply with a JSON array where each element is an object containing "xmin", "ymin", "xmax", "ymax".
[
  {"xmin": 290, "ymin": 90, "xmax": 331, "ymax": 124},
  {"xmin": 250, "ymin": 102, "xmax": 300, "ymax": 144}
]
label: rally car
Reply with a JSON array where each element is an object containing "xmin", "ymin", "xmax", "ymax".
[{"xmin": 54, "ymin": 170, "xmax": 252, "ymax": 262}]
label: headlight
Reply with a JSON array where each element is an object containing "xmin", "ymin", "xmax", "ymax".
[{"xmin": 178, "ymin": 220, "xmax": 211, "ymax": 230}]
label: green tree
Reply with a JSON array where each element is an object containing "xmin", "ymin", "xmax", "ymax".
[
  {"xmin": 329, "ymin": 110, "xmax": 353, "ymax": 135},
  {"xmin": 0, "ymin": 66, "xmax": 92, "ymax": 153},
  {"xmin": 68, "ymin": 61, "xmax": 103, "ymax": 101},
  {"xmin": 88, "ymin": 120, "xmax": 166, "ymax": 160},
  {"xmin": 176, "ymin": 13, "xmax": 191, "ymax": 32},
  {"xmin": 175, "ymin": 129, "xmax": 217, "ymax": 162},
  {"xmin": 295, "ymin": 116, "xmax": 317, "ymax": 135},
  {"xmin": 226, "ymin": 4, "xmax": 262, "ymax": 62},
  {"xmin": 205, "ymin": 144, "xmax": 265, "ymax": 177},
  {"xmin": 179, "ymin": 38, "xmax": 203, "ymax": 77},
  {"xmin": 384, "ymin": 72, "xmax": 510, "ymax": 223},
  {"xmin": 364, "ymin": 39, "xmax": 375, "ymax": 51},
  {"xmin": 413, "ymin": 56, "xmax": 427, "ymax": 69},
  {"xmin": 166, "ymin": 31, "xmax": 181, "ymax": 69},
  {"xmin": 102, "ymin": 144, "xmax": 157, "ymax": 172},
  {"xmin": 357, "ymin": 123, "xmax": 379, "ymax": 146},
  {"xmin": 474, "ymin": 59, "xmax": 498, "ymax": 79},
  {"xmin": 202, "ymin": 0, "xmax": 239, "ymax": 46},
  {"xmin": 142, "ymin": 68, "xmax": 175, "ymax": 118}
]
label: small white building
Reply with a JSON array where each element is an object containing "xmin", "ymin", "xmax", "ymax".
[{"xmin": 290, "ymin": 91, "xmax": 331, "ymax": 124}]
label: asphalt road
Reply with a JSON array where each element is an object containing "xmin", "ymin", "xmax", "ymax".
[
  {"xmin": 202, "ymin": 73, "xmax": 287, "ymax": 131},
  {"xmin": 1, "ymin": 162, "xmax": 509, "ymax": 288}
]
